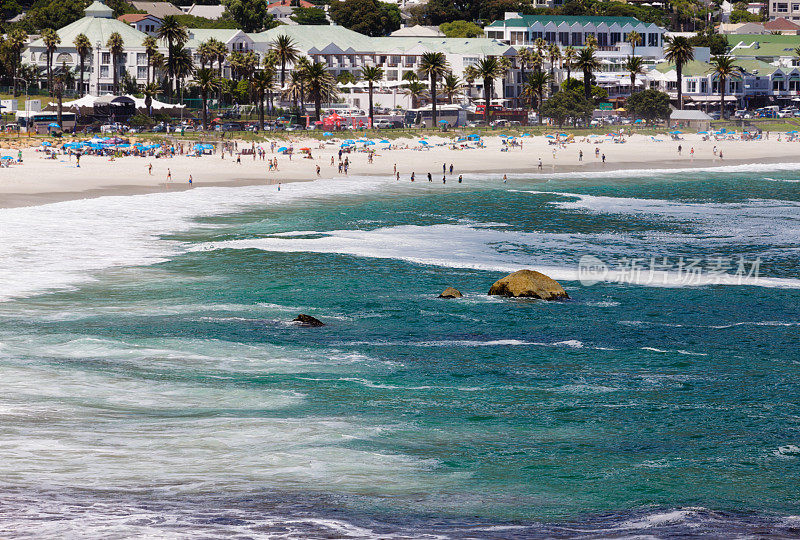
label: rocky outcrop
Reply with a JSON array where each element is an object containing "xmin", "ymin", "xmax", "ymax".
[
  {"xmin": 488, "ymin": 270, "xmax": 569, "ymax": 301},
  {"xmin": 438, "ymin": 287, "xmax": 463, "ymax": 299},
  {"xmin": 292, "ymin": 314, "xmax": 325, "ymax": 327}
]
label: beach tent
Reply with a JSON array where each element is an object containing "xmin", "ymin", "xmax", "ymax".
[
  {"xmin": 323, "ymin": 132, "xmax": 333, "ymax": 136},
  {"xmin": 379, "ymin": 139, "xmax": 389, "ymax": 143}
]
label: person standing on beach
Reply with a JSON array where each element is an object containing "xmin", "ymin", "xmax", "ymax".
[
  {"xmin": 458, "ymin": 174, "xmax": 462, "ymax": 183},
  {"xmin": 148, "ymin": 163, "xmax": 152, "ymax": 175},
  {"xmin": 396, "ymin": 171, "xmax": 400, "ymax": 181},
  {"xmin": 449, "ymin": 164, "xmax": 454, "ymax": 174},
  {"xmin": 188, "ymin": 174, "xmax": 193, "ymax": 186},
  {"xmin": 393, "ymin": 163, "xmax": 397, "ymax": 175},
  {"xmin": 579, "ymin": 150, "xmax": 583, "ymax": 162},
  {"xmin": 411, "ymin": 172, "xmax": 415, "ymax": 182},
  {"xmin": 427, "ymin": 172, "xmax": 432, "ymax": 182},
  {"xmin": 316, "ymin": 165, "xmax": 321, "ymax": 176},
  {"xmin": 595, "ymin": 147, "xmax": 600, "ymax": 159},
  {"xmin": 76, "ymin": 153, "xmax": 81, "ymax": 168},
  {"xmin": 538, "ymin": 158, "xmax": 543, "ymax": 170},
  {"xmin": 167, "ymin": 168, "xmax": 172, "ymax": 182},
  {"xmin": 678, "ymin": 144, "xmax": 682, "ymax": 155},
  {"xmin": 503, "ymin": 174, "xmax": 507, "ymax": 183},
  {"xmin": 442, "ymin": 174, "xmax": 446, "ymax": 184},
  {"xmin": 719, "ymin": 150, "xmax": 723, "ymax": 160},
  {"xmin": 443, "ymin": 163, "xmax": 446, "ymax": 175},
  {"xmin": 690, "ymin": 147, "xmax": 694, "ymax": 158},
  {"xmin": 601, "ymin": 154, "xmax": 606, "ymax": 164}
]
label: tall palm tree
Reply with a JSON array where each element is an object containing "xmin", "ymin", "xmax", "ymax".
[
  {"xmin": 623, "ymin": 56, "xmax": 645, "ymax": 94},
  {"xmin": 53, "ymin": 62, "xmax": 74, "ymax": 128},
  {"xmin": 360, "ymin": 65, "xmax": 383, "ymax": 127},
  {"xmin": 441, "ymin": 72, "xmax": 462, "ymax": 104},
  {"xmin": 521, "ymin": 71, "xmax": 551, "ymax": 125},
  {"xmin": 575, "ymin": 47, "xmax": 600, "ymax": 100},
  {"xmin": 303, "ymin": 61, "xmax": 336, "ymax": 120},
  {"xmin": 106, "ymin": 32, "xmax": 124, "ymax": 95},
  {"xmin": 563, "ymin": 46, "xmax": 577, "ymax": 81},
  {"xmin": 42, "ymin": 29, "xmax": 61, "ymax": 93},
  {"xmin": 711, "ymin": 55, "xmax": 743, "ymax": 120},
  {"xmin": 251, "ymin": 68, "xmax": 275, "ymax": 128},
  {"xmin": 192, "ymin": 68, "xmax": 221, "ymax": 129},
  {"xmin": 272, "ymin": 34, "xmax": 298, "ymax": 89},
  {"xmin": 417, "ymin": 51, "xmax": 449, "ymax": 126},
  {"xmin": 533, "ymin": 37, "xmax": 546, "ymax": 73},
  {"xmin": 627, "ymin": 30, "xmax": 642, "ymax": 56},
  {"xmin": 463, "ymin": 64, "xmax": 478, "ymax": 103},
  {"xmin": 197, "ymin": 40, "xmax": 214, "ymax": 69},
  {"xmin": 474, "ymin": 56, "xmax": 504, "ymax": 124},
  {"xmin": 517, "ymin": 47, "xmax": 535, "ymax": 84},
  {"xmin": 8, "ymin": 29, "xmax": 28, "ymax": 96},
  {"xmin": 547, "ymin": 43, "xmax": 561, "ymax": 82},
  {"xmin": 142, "ymin": 81, "xmax": 160, "ymax": 114},
  {"xmin": 403, "ymin": 80, "xmax": 427, "ymax": 109},
  {"xmin": 157, "ymin": 15, "xmax": 188, "ymax": 96},
  {"xmin": 142, "ymin": 35, "xmax": 157, "ymax": 84},
  {"xmin": 585, "ymin": 34, "xmax": 598, "ymax": 49},
  {"xmin": 210, "ymin": 38, "xmax": 228, "ymax": 76},
  {"xmin": 169, "ymin": 44, "xmax": 194, "ymax": 96},
  {"xmin": 73, "ymin": 33, "xmax": 91, "ymax": 96},
  {"xmin": 664, "ymin": 35, "xmax": 695, "ymax": 110}
]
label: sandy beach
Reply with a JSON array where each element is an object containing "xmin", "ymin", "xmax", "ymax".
[{"xmin": 1, "ymin": 132, "xmax": 799, "ymax": 208}]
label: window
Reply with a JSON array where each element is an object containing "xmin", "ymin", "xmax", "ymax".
[
  {"xmin": 137, "ymin": 53, "xmax": 147, "ymax": 65},
  {"xmin": 464, "ymin": 56, "xmax": 478, "ymax": 67},
  {"xmin": 100, "ymin": 65, "xmax": 109, "ymax": 78},
  {"xmin": 687, "ymin": 80, "xmax": 697, "ymax": 92},
  {"xmin": 777, "ymin": 2, "xmax": 789, "ymax": 11},
  {"xmin": 390, "ymin": 55, "xmax": 401, "ymax": 66},
  {"xmin": 102, "ymin": 52, "xmax": 110, "ymax": 64},
  {"xmin": 386, "ymin": 70, "xmax": 398, "ymax": 81},
  {"xmin": 610, "ymin": 32, "xmax": 621, "ymax": 44},
  {"xmin": 137, "ymin": 66, "xmax": 147, "ymax": 79},
  {"xmin": 597, "ymin": 32, "xmax": 609, "ymax": 46},
  {"xmin": 544, "ymin": 31, "xmax": 556, "ymax": 43},
  {"xmin": 558, "ymin": 31, "xmax": 569, "ymax": 45},
  {"xmin": 648, "ymin": 32, "xmax": 658, "ymax": 46},
  {"xmin": 571, "ymin": 32, "xmax": 583, "ymax": 45}
]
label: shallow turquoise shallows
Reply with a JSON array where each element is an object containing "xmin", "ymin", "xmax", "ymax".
[{"xmin": 0, "ymin": 166, "xmax": 798, "ymax": 537}]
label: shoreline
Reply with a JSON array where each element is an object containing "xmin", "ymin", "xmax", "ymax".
[{"xmin": 2, "ymin": 133, "xmax": 799, "ymax": 209}]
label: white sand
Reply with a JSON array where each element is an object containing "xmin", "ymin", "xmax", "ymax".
[{"xmin": 1, "ymin": 132, "xmax": 798, "ymax": 208}]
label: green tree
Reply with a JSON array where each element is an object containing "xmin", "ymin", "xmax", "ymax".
[
  {"xmin": 169, "ymin": 44, "xmax": 195, "ymax": 95},
  {"xmin": 192, "ymin": 67, "xmax": 221, "ymax": 129},
  {"xmin": 439, "ymin": 20, "xmax": 483, "ymax": 38},
  {"xmin": 73, "ymin": 33, "xmax": 91, "ymax": 96},
  {"xmin": 547, "ymin": 42, "xmax": 560, "ymax": 83},
  {"xmin": 540, "ymin": 90, "xmax": 593, "ymax": 127},
  {"xmin": 303, "ymin": 61, "xmax": 337, "ymax": 120},
  {"xmin": 272, "ymin": 34, "xmax": 299, "ymax": 89},
  {"xmin": 574, "ymin": 46, "xmax": 600, "ymax": 100},
  {"xmin": 710, "ymin": 54, "xmax": 743, "ymax": 119},
  {"xmin": 329, "ymin": 0, "xmax": 401, "ymax": 36},
  {"xmin": 52, "ymin": 61, "xmax": 74, "ymax": 129},
  {"xmin": 157, "ymin": 15, "xmax": 189, "ymax": 96},
  {"xmin": 142, "ymin": 35, "xmax": 158, "ymax": 85},
  {"xmin": 418, "ymin": 51, "xmax": 449, "ymax": 126},
  {"xmin": 626, "ymin": 30, "xmax": 642, "ymax": 56},
  {"xmin": 142, "ymin": 81, "xmax": 160, "ymax": 113},
  {"xmin": 624, "ymin": 88, "xmax": 671, "ymax": 124},
  {"xmin": 474, "ymin": 56, "xmax": 504, "ymax": 123},
  {"xmin": 623, "ymin": 55, "xmax": 645, "ymax": 94},
  {"xmin": 222, "ymin": 0, "xmax": 272, "ymax": 32},
  {"xmin": 291, "ymin": 7, "xmax": 329, "ymax": 25},
  {"xmin": 360, "ymin": 65, "xmax": 384, "ymax": 126},
  {"xmin": 463, "ymin": 64, "xmax": 478, "ymax": 102},
  {"xmin": 403, "ymin": 80, "xmax": 427, "ymax": 109},
  {"xmin": 42, "ymin": 28, "xmax": 60, "ymax": 93},
  {"xmin": 441, "ymin": 72, "xmax": 462, "ymax": 103},
  {"xmin": 562, "ymin": 46, "xmax": 577, "ymax": 81},
  {"xmin": 689, "ymin": 28, "xmax": 728, "ymax": 55},
  {"xmin": 521, "ymin": 71, "xmax": 550, "ymax": 124},
  {"xmin": 664, "ymin": 35, "xmax": 695, "ymax": 110},
  {"xmin": 251, "ymin": 67, "xmax": 275, "ymax": 127},
  {"xmin": 106, "ymin": 32, "xmax": 124, "ymax": 95}
]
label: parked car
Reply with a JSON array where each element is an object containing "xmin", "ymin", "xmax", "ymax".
[
  {"xmin": 285, "ymin": 124, "xmax": 304, "ymax": 131},
  {"xmin": 374, "ymin": 120, "xmax": 393, "ymax": 129}
]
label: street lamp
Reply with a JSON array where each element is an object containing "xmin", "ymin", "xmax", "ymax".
[{"xmin": 13, "ymin": 77, "xmax": 28, "ymax": 136}]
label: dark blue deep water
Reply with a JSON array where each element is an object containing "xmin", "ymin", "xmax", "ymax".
[{"xmin": 0, "ymin": 167, "xmax": 798, "ymax": 537}]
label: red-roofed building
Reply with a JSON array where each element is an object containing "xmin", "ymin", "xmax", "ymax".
[
  {"xmin": 763, "ymin": 17, "xmax": 800, "ymax": 33},
  {"xmin": 117, "ymin": 13, "xmax": 162, "ymax": 35},
  {"xmin": 266, "ymin": 0, "xmax": 318, "ymax": 24}
]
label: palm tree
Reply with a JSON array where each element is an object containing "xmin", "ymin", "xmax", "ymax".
[
  {"xmin": 441, "ymin": 72, "xmax": 462, "ymax": 104},
  {"xmin": 251, "ymin": 68, "xmax": 275, "ymax": 128},
  {"xmin": 169, "ymin": 44, "xmax": 194, "ymax": 96},
  {"xmin": 360, "ymin": 65, "xmax": 383, "ymax": 127},
  {"xmin": 533, "ymin": 37, "xmax": 546, "ymax": 73},
  {"xmin": 73, "ymin": 33, "xmax": 91, "ymax": 96},
  {"xmin": 585, "ymin": 34, "xmax": 598, "ymax": 49},
  {"xmin": 575, "ymin": 47, "xmax": 600, "ymax": 100},
  {"xmin": 150, "ymin": 52, "xmax": 166, "ymax": 85},
  {"xmin": 52, "ymin": 62, "xmax": 74, "ymax": 128},
  {"xmin": 517, "ymin": 47, "xmax": 535, "ymax": 83},
  {"xmin": 547, "ymin": 43, "xmax": 561, "ymax": 82},
  {"xmin": 474, "ymin": 56, "xmax": 504, "ymax": 124},
  {"xmin": 211, "ymin": 38, "xmax": 228, "ymax": 76},
  {"xmin": 624, "ymin": 56, "xmax": 645, "ymax": 94},
  {"xmin": 157, "ymin": 15, "xmax": 188, "ymax": 96},
  {"xmin": 711, "ymin": 55, "xmax": 743, "ymax": 120},
  {"xmin": 627, "ymin": 30, "xmax": 642, "ymax": 56},
  {"xmin": 106, "ymin": 32, "xmax": 124, "ymax": 95},
  {"xmin": 303, "ymin": 61, "xmax": 336, "ymax": 120},
  {"xmin": 403, "ymin": 80, "xmax": 427, "ymax": 109},
  {"xmin": 8, "ymin": 29, "xmax": 28, "ymax": 96},
  {"xmin": 197, "ymin": 40, "xmax": 214, "ymax": 70},
  {"xmin": 42, "ymin": 29, "xmax": 61, "ymax": 93},
  {"xmin": 272, "ymin": 34, "xmax": 298, "ymax": 89},
  {"xmin": 463, "ymin": 64, "xmax": 478, "ymax": 103},
  {"xmin": 142, "ymin": 81, "xmax": 160, "ymax": 114},
  {"xmin": 192, "ymin": 68, "xmax": 221, "ymax": 129},
  {"xmin": 521, "ymin": 71, "xmax": 550, "ymax": 125},
  {"xmin": 418, "ymin": 51, "xmax": 449, "ymax": 126},
  {"xmin": 142, "ymin": 35, "xmax": 157, "ymax": 84},
  {"xmin": 563, "ymin": 46, "xmax": 577, "ymax": 81},
  {"xmin": 664, "ymin": 35, "xmax": 695, "ymax": 110}
]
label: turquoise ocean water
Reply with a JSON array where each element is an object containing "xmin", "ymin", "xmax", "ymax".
[{"xmin": 0, "ymin": 166, "xmax": 799, "ymax": 537}]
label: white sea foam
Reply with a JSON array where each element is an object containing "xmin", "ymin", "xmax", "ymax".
[
  {"xmin": 0, "ymin": 176, "xmax": 393, "ymax": 302},
  {"xmin": 198, "ymin": 222, "xmax": 800, "ymax": 289}
]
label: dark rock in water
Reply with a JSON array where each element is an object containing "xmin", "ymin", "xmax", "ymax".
[
  {"xmin": 293, "ymin": 314, "xmax": 324, "ymax": 327},
  {"xmin": 438, "ymin": 287, "xmax": 463, "ymax": 299},
  {"xmin": 488, "ymin": 270, "xmax": 570, "ymax": 301}
]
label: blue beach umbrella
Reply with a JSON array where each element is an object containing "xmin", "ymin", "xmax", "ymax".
[
  {"xmin": 521, "ymin": 133, "xmax": 530, "ymax": 137},
  {"xmin": 545, "ymin": 135, "xmax": 555, "ymax": 139},
  {"xmin": 787, "ymin": 130, "xmax": 798, "ymax": 134},
  {"xmin": 379, "ymin": 139, "xmax": 389, "ymax": 143},
  {"xmin": 438, "ymin": 119, "xmax": 448, "ymax": 124},
  {"xmin": 278, "ymin": 146, "xmax": 288, "ymax": 152},
  {"xmin": 364, "ymin": 140, "xmax": 375, "ymax": 145},
  {"xmin": 1, "ymin": 156, "xmax": 13, "ymax": 160},
  {"xmin": 323, "ymin": 131, "xmax": 333, "ymax": 136},
  {"xmin": 41, "ymin": 141, "xmax": 51, "ymax": 147},
  {"xmin": 418, "ymin": 140, "xmax": 428, "ymax": 145},
  {"xmin": 48, "ymin": 122, "xmax": 61, "ymax": 128}
]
